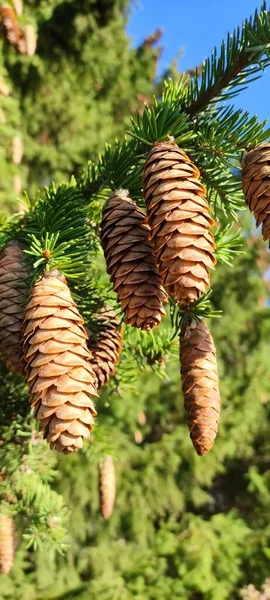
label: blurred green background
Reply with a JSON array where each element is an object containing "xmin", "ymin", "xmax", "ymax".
[{"xmin": 0, "ymin": 1, "xmax": 270, "ymax": 599}]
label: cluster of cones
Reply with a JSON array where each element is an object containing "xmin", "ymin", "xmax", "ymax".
[
  {"xmin": 0, "ymin": 141, "xmax": 268, "ymax": 459},
  {"xmin": 0, "ymin": 243, "xmax": 122, "ymax": 454},
  {"xmin": 101, "ymin": 140, "xmax": 220, "ymax": 456},
  {"xmin": 0, "ymin": 3, "xmax": 37, "ymax": 56}
]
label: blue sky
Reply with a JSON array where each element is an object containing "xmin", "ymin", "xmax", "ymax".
[{"xmin": 127, "ymin": 0, "xmax": 270, "ymax": 123}]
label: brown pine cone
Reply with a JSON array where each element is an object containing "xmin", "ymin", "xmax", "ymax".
[
  {"xmin": 143, "ymin": 141, "xmax": 216, "ymax": 304},
  {"xmin": 180, "ymin": 319, "xmax": 220, "ymax": 456},
  {"xmin": 23, "ymin": 270, "xmax": 98, "ymax": 454},
  {"xmin": 100, "ymin": 189, "xmax": 167, "ymax": 330},
  {"xmin": 242, "ymin": 143, "xmax": 270, "ymax": 245},
  {"xmin": 0, "ymin": 516, "xmax": 15, "ymax": 574},
  {"xmin": 87, "ymin": 306, "xmax": 123, "ymax": 388},
  {"xmin": 0, "ymin": 241, "xmax": 28, "ymax": 373},
  {"xmin": 0, "ymin": 5, "xmax": 21, "ymax": 49},
  {"xmin": 99, "ymin": 455, "xmax": 116, "ymax": 519}
]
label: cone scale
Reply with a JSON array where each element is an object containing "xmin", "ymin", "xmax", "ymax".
[
  {"xmin": 242, "ymin": 143, "xmax": 270, "ymax": 245},
  {"xmin": 100, "ymin": 190, "xmax": 167, "ymax": 330},
  {"xmin": 143, "ymin": 141, "xmax": 216, "ymax": 305},
  {"xmin": 23, "ymin": 270, "xmax": 98, "ymax": 453},
  {"xmin": 0, "ymin": 241, "xmax": 28, "ymax": 373},
  {"xmin": 87, "ymin": 306, "xmax": 123, "ymax": 389},
  {"xmin": 180, "ymin": 319, "xmax": 221, "ymax": 456}
]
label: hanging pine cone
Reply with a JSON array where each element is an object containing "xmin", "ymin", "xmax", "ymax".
[
  {"xmin": 87, "ymin": 306, "xmax": 123, "ymax": 388},
  {"xmin": 0, "ymin": 241, "xmax": 28, "ymax": 373},
  {"xmin": 12, "ymin": 136, "xmax": 23, "ymax": 165},
  {"xmin": 24, "ymin": 24, "xmax": 37, "ymax": 56},
  {"xmin": 180, "ymin": 319, "xmax": 220, "ymax": 456},
  {"xmin": 23, "ymin": 270, "xmax": 98, "ymax": 453},
  {"xmin": 242, "ymin": 143, "xmax": 270, "ymax": 245},
  {"xmin": 143, "ymin": 141, "xmax": 216, "ymax": 304},
  {"xmin": 99, "ymin": 455, "xmax": 116, "ymax": 519},
  {"xmin": 0, "ymin": 5, "xmax": 21, "ymax": 49},
  {"xmin": 100, "ymin": 189, "xmax": 167, "ymax": 330},
  {"xmin": 12, "ymin": 0, "xmax": 23, "ymax": 16},
  {"xmin": 0, "ymin": 516, "xmax": 15, "ymax": 574}
]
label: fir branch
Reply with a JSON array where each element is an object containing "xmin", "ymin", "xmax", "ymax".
[
  {"xmin": 98, "ymin": 138, "xmax": 143, "ymax": 201},
  {"xmin": 20, "ymin": 182, "xmax": 92, "ymax": 280},
  {"xmin": 130, "ymin": 79, "xmax": 194, "ymax": 146},
  {"xmin": 194, "ymin": 105, "xmax": 270, "ymax": 161},
  {"xmin": 215, "ymin": 224, "xmax": 244, "ymax": 266},
  {"xmin": 199, "ymin": 165, "xmax": 245, "ymax": 220},
  {"xmin": 170, "ymin": 292, "xmax": 222, "ymax": 335},
  {"xmin": 186, "ymin": 3, "xmax": 270, "ymax": 116},
  {"xmin": 124, "ymin": 326, "xmax": 178, "ymax": 378}
]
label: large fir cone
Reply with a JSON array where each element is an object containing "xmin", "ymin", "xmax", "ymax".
[
  {"xmin": 0, "ymin": 516, "xmax": 15, "ymax": 574},
  {"xmin": 242, "ymin": 143, "xmax": 270, "ymax": 245},
  {"xmin": 87, "ymin": 306, "xmax": 123, "ymax": 388},
  {"xmin": 99, "ymin": 455, "xmax": 116, "ymax": 519},
  {"xmin": 180, "ymin": 319, "xmax": 220, "ymax": 456},
  {"xmin": 143, "ymin": 141, "xmax": 216, "ymax": 304},
  {"xmin": 23, "ymin": 270, "xmax": 98, "ymax": 454},
  {"xmin": 100, "ymin": 190, "xmax": 167, "ymax": 330},
  {"xmin": 0, "ymin": 241, "xmax": 28, "ymax": 373}
]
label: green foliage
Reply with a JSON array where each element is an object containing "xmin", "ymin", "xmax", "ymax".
[{"xmin": 21, "ymin": 182, "xmax": 92, "ymax": 279}]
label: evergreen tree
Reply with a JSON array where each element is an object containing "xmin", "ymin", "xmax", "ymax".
[{"xmin": 0, "ymin": 2, "xmax": 270, "ymax": 600}]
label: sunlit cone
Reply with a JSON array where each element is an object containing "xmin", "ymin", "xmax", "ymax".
[
  {"xmin": 0, "ymin": 241, "xmax": 28, "ymax": 373},
  {"xmin": 180, "ymin": 319, "xmax": 220, "ymax": 456},
  {"xmin": 143, "ymin": 140, "xmax": 216, "ymax": 304},
  {"xmin": 23, "ymin": 270, "xmax": 98, "ymax": 453},
  {"xmin": 87, "ymin": 306, "xmax": 123, "ymax": 388},
  {"xmin": 0, "ymin": 77, "xmax": 10, "ymax": 96},
  {"xmin": 242, "ymin": 143, "xmax": 270, "ymax": 246},
  {"xmin": 13, "ymin": 175, "xmax": 22, "ymax": 197},
  {"xmin": 100, "ymin": 189, "xmax": 167, "ymax": 330},
  {"xmin": 12, "ymin": 136, "xmax": 23, "ymax": 165},
  {"xmin": 24, "ymin": 24, "xmax": 37, "ymax": 56},
  {"xmin": 12, "ymin": 0, "xmax": 23, "ymax": 16},
  {"xmin": 99, "ymin": 455, "xmax": 116, "ymax": 519},
  {"xmin": 0, "ymin": 516, "xmax": 15, "ymax": 574}
]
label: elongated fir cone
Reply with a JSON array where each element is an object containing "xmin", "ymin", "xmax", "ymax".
[
  {"xmin": 0, "ymin": 241, "xmax": 28, "ymax": 373},
  {"xmin": 99, "ymin": 455, "xmax": 116, "ymax": 519},
  {"xmin": 87, "ymin": 306, "xmax": 123, "ymax": 388},
  {"xmin": 242, "ymin": 143, "xmax": 270, "ymax": 245},
  {"xmin": 23, "ymin": 270, "xmax": 98, "ymax": 453},
  {"xmin": 0, "ymin": 516, "xmax": 15, "ymax": 574},
  {"xmin": 100, "ymin": 190, "xmax": 167, "ymax": 330},
  {"xmin": 180, "ymin": 319, "xmax": 220, "ymax": 456},
  {"xmin": 143, "ymin": 141, "xmax": 216, "ymax": 304}
]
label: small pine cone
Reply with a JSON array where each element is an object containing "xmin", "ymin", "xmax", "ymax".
[
  {"xmin": 0, "ymin": 5, "xmax": 21, "ymax": 47},
  {"xmin": 12, "ymin": 0, "xmax": 23, "ymax": 16},
  {"xmin": 12, "ymin": 136, "xmax": 23, "ymax": 165},
  {"xmin": 99, "ymin": 455, "xmax": 116, "ymax": 519},
  {"xmin": 242, "ymin": 143, "xmax": 270, "ymax": 245},
  {"xmin": 143, "ymin": 141, "xmax": 216, "ymax": 304},
  {"xmin": 87, "ymin": 306, "xmax": 123, "ymax": 388},
  {"xmin": 0, "ymin": 241, "xmax": 28, "ymax": 373},
  {"xmin": 24, "ymin": 24, "xmax": 37, "ymax": 56},
  {"xmin": 23, "ymin": 270, "xmax": 98, "ymax": 454},
  {"xmin": 0, "ymin": 516, "xmax": 15, "ymax": 574},
  {"xmin": 180, "ymin": 319, "xmax": 220, "ymax": 456},
  {"xmin": 100, "ymin": 190, "xmax": 167, "ymax": 330}
]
